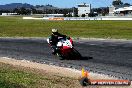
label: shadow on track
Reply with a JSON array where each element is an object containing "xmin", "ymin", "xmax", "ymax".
[
  {"xmin": 63, "ymin": 56, "xmax": 93, "ymax": 60},
  {"xmin": 80, "ymin": 56, "xmax": 93, "ymax": 60}
]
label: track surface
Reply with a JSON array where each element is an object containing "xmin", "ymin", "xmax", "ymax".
[{"xmin": 0, "ymin": 38, "xmax": 132, "ymax": 80}]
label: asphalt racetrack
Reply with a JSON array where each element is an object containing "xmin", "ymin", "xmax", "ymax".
[{"xmin": 0, "ymin": 38, "xmax": 132, "ymax": 80}]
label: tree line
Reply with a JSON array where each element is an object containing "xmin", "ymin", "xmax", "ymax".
[
  {"xmin": 112, "ymin": 0, "xmax": 131, "ymax": 6},
  {"xmin": 0, "ymin": 6, "xmax": 109, "ymax": 17},
  {"xmin": 0, "ymin": 7, "xmax": 78, "ymax": 16}
]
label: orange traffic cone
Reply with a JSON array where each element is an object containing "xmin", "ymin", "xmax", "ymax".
[
  {"xmin": 79, "ymin": 67, "xmax": 91, "ymax": 86},
  {"xmin": 81, "ymin": 67, "xmax": 89, "ymax": 77}
]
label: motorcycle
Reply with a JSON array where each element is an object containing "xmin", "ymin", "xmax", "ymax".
[{"xmin": 47, "ymin": 37, "xmax": 82, "ymax": 60}]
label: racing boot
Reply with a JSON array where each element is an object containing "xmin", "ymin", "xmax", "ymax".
[{"xmin": 51, "ymin": 45, "xmax": 57, "ymax": 55}]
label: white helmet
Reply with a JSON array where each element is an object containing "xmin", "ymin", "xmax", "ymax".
[{"xmin": 52, "ymin": 29, "xmax": 58, "ymax": 33}]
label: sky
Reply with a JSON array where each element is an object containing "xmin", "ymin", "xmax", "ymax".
[{"xmin": 0, "ymin": 0, "xmax": 132, "ymax": 8}]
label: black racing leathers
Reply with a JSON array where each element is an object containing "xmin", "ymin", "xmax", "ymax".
[{"xmin": 49, "ymin": 33, "xmax": 67, "ymax": 54}]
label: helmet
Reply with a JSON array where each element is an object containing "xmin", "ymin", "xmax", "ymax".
[{"xmin": 52, "ymin": 29, "xmax": 58, "ymax": 33}]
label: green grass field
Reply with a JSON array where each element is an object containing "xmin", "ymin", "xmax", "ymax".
[
  {"xmin": 0, "ymin": 62, "xmax": 80, "ymax": 88},
  {"xmin": 0, "ymin": 16, "xmax": 132, "ymax": 39}
]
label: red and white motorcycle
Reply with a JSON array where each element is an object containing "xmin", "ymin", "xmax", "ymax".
[{"xmin": 47, "ymin": 37, "xmax": 82, "ymax": 60}]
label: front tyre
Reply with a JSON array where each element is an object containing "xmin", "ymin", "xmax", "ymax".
[{"xmin": 72, "ymin": 48, "xmax": 82, "ymax": 59}]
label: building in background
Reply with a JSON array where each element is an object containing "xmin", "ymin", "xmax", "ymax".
[
  {"xmin": 1, "ymin": 13, "xmax": 18, "ymax": 16},
  {"xmin": 113, "ymin": 6, "xmax": 132, "ymax": 16},
  {"xmin": 109, "ymin": 6, "xmax": 116, "ymax": 16},
  {"xmin": 109, "ymin": 0, "xmax": 132, "ymax": 16},
  {"xmin": 77, "ymin": 3, "xmax": 91, "ymax": 17}
]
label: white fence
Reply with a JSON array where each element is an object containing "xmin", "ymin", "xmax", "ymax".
[{"xmin": 23, "ymin": 17, "xmax": 132, "ymax": 20}]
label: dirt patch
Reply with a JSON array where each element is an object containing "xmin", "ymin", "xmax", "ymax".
[
  {"xmin": 0, "ymin": 57, "xmax": 131, "ymax": 88},
  {"xmin": 0, "ymin": 57, "xmax": 81, "ymax": 79}
]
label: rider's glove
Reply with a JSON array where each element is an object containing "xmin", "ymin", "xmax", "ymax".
[{"xmin": 66, "ymin": 36, "xmax": 70, "ymax": 39}]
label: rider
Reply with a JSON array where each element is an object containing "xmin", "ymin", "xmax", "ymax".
[{"xmin": 48, "ymin": 29, "xmax": 69, "ymax": 55}]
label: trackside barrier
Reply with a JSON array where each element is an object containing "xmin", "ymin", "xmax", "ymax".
[
  {"xmin": 23, "ymin": 17, "xmax": 132, "ymax": 20},
  {"xmin": 23, "ymin": 17, "xmax": 44, "ymax": 20},
  {"xmin": 48, "ymin": 17, "xmax": 64, "ymax": 20},
  {"xmin": 63, "ymin": 17, "xmax": 132, "ymax": 20},
  {"xmin": 46, "ymin": 17, "xmax": 132, "ymax": 20}
]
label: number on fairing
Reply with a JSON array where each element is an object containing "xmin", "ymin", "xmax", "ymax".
[{"xmin": 64, "ymin": 40, "xmax": 72, "ymax": 47}]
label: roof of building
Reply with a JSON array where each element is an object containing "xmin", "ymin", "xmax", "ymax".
[
  {"xmin": 77, "ymin": 3, "xmax": 90, "ymax": 7},
  {"xmin": 114, "ymin": 6, "xmax": 132, "ymax": 12}
]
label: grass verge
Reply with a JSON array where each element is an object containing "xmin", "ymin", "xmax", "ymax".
[
  {"xmin": 0, "ymin": 62, "xmax": 80, "ymax": 88},
  {"xmin": 0, "ymin": 16, "xmax": 132, "ymax": 39}
]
